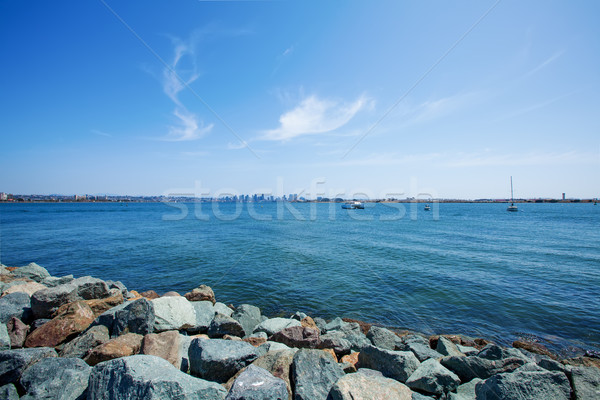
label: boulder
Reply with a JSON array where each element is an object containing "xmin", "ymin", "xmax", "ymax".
[
  {"xmin": 105, "ymin": 280, "xmax": 128, "ymax": 297},
  {"xmin": 0, "ymin": 324, "xmax": 9, "ymax": 350},
  {"xmin": 162, "ymin": 291, "xmax": 181, "ymax": 297},
  {"xmin": 24, "ymin": 301, "xmax": 95, "ymax": 348},
  {"xmin": 152, "ymin": 296, "xmax": 196, "ymax": 332},
  {"xmin": 328, "ymin": 371, "xmax": 413, "ymax": 400},
  {"xmin": 341, "ymin": 352, "xmax": 360, "ymax": 371},
  {"xmin": 0, "ymin": 383, "xmax": 18, "ymax": 400},
  {"xmin": 291, "ymin": 348, "xmax": 345, "ymax": 400},
  {"xmin": 0, "ymin": 292, "xmax": 32, "ymax": 323},
  {"xmin": 323, "ymin": 317, "xmax": 347, "ymax": 333},
  {"xmin": 405, "ymin": 358, "xmax": 461, "ymax": 395},
  {"xmin": 440, "ymin": 355, "xmax": 526, "ymax": 383},
  {"xmin": 214, "ymin": 302, "xmax": 234, "ymax": 317},
  {"xmin": 313, "ymin": 317, "xmax": 327, "ymax": 332},
  {"xmin": 251, "ymin": 349, "xmax": 296, "ymax": 399},
  {"xmin": 30, "ymin": 318, "xmax": 51, "ymax": 331},
  {"xmin": 255, "ymin": 341, "xmax": 292, "ymax": 357},
  {"xmin": 436, "ymin": 336, "xmax": 464, "ymax": 357},
  {"xmin": 60, "ymin": 325, "xmax": 110, "ymax": 358},
  {"xmin": 189, "ymin": 338, "xmax": 258, "ymax": 383},
  {"xmin": 11, "ymin": 263, "xmax": 50, "ymax": 283},
  {"xmin": 269, "ymin": 326, "xmax": 320, "ymax": 349},
  {"xmin": 226, "ymin": 364, "xmax": 288, "ymax": 400},
  {"xmin": 139, "ymin": 290, "xmax": 160, "ymax": 300},
  {"xmin": 179, "ymin": 334, "xmax": 192, "ymax": 373},
  {"xmin": 401, "ymin": 335, "xmax": 443, "ymax": 362},
  {"xmin": 87, "ymin": 354, "xmax": 227, "ymax": 400},
  {"xmin": 184, "ymin": 285, "xmax": 215, "ymax": 304},
  {"xmin": 140, "ymin": 330, "xmax": 181, "ymax": 369},
  {"xmin": 512, "ymin": 340, "xmax": 556, "ymax": 360},
  {"xmin": 477, "ymin": 343, "xmax": 529, "ymax": 362},
  {"xmin": 188, "ymin": 300, "xmax": 214, "ymax": 333},
  {"xmin": 208, "ymin": 313, "xmax": 245, "ymax": 338},
  {"xmin": 358, "ymin": 345, "xmax": 420, "ymax": 383},
  {"xmin": 93, "ymin": 297, "xmax": 155, "ymax": 337},
  {"xmin": 253, "ymin": 318, "xmax": 301, "ymax": 336},
  {"xmin": 569, "ymin": 365, "xmax": 600, "ymax": 400},
  {"xmin": 19, "ymin": 357, "xmax": 90, "ymax": 399},
  {"xmin": 6, "ymin": 317, "xmax": 28, "ymax": 348},
  {"xmin": 475, "ymin": 363, "xmax": 571, "ymax": 400},
  {"xmin": 232, "ymin": 304, "xmax": 262, "ymax": 337},
  {"xmin": 244, "ymin": 336, "xmax": 267, "ymax": 347},
  {"xmin": 456, "ymin": 344, "xmax": 478, "ymax": 356},
  {"xmin": 0, "ymin": 347, "xmax": 57, "ymax": 386},
  {"xmin": 300, "ymin": 316, "xmax": 319, "ymax": 332},
  {"xmin": 367, "ymin": 326, "xmax": 403, "ymax": 350},
  {"xmin": 2, "ymin": 282, "xmax": 47, "ymax": 297},
  {"xmin": 318, "ymin": 332, "xmax": 352, "ymax": 357},
  {"xmin": 58, "ymin": 289, "xmax": 123, "ymax": 317},
  {"xmin": 41, "ymin": 275, "xmax": 74, "ymax": 288},
  {"xmin": 447, "ymin": 378, "xmax": 482, "ymax": 400},
  {"xmin": 84, "ymin": 333, "xmax": 143, "ymax": 366}
]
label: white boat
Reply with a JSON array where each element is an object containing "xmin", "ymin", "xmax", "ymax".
[
  {"xmin": 507, "ymin": 177, "xmax": 518, "ymax": 212},
  {"xmin": 342, "ymin": 201, "xmax": 364, "ymax": 209},
  {"xmin": 424, "ymin": 204, "xmax": 431, "ymax": 211}
]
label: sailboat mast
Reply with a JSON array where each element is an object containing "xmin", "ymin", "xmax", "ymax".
[{"xmin": 510, "ymin": 176, "xmax": 514, "ymax": 203}]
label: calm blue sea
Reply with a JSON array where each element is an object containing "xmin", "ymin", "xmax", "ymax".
[{"xmin": 1, "ymin": 202, "xmax": 599, "ymax": 353}]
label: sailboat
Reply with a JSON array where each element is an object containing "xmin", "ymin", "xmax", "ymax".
[{"xmin": 507, "ymin": 176, "xmax": 518, "ymax": 212}]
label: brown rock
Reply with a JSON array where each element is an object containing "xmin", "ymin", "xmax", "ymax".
[
  {"xmin": 141, "ymin": 330, "xmax": 181, "ymax": 368},
  {"xmin": 341, "ymin": 351, "xmax": 360, "ymax": 369},
  {"xmin": 84, "ymin": 333, "xmax": 143, "ymax": 366},
  {"xmin": 190, "ymin": 333, "xmax": 210, "ymax": 340},
  {"xmin": 184, "ymin": 285, "xmax": 215, "ymax": 304},
  {"xmin": 7, "ymin": 317, "xmax": 29, "ymax": 348},
  {"xmin": 474, "ymin": 338, "xmax": 492, "ymax": 349},
  {"xmin": 513, "ymin": 340, "xmax": 557, "ymax": 360},
  {"xmin": 24, "ymin": 301, "xmax": 95, "ymax": 348},
  {"xmin": 300, "ymin": 316, "xmax": 319, "ymax": 332},
  {"xmin": 5, "ymin": 267, "xmax": 18, "ymax": 272},
  {"xmin": 561, "ymin": 356, "xmax": 600, "ymax": 370},
  {"xmin": 223, "ymin": 334, "xmax": 243, "ymax": 341},
  {"xmin": 3, "ymin": 281, "xmax": 47, "ymax": 296},
  {"xmin": 127, "ymin": 290, "xmax": 142, "ymax": 300},
  {"xmin": 244, "ymin": 336, "xmax": 267, "ymax": 347},
  {"xmin": 139, "ymin": 290, "xmax": 160, "ymax": 300},
  {"xmin": 162, "ymin": 291, "xmax": 181, "ymax": 297},
  {"xmin": 54, "ymin": 290, "xmax": 124, "ymax": 318},
  {"xmin": 322, "ymin": 348, "xmax": 337, "ymax": 362},
  {"xmin": 342, "ymin": 318, "xmax": 371, "ymax": 335},
  {"xmin": 269, "ymin": 326, "xmax": 320, "ymax": 349}
]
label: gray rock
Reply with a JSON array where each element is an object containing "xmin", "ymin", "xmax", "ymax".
[
  {"xmin": 447, "ymin": 378, "xmax": 482, "ymax": 400},
  {"xmin": 367, "ymin": 325, "xmax": 403, "ymax": 350},
  {"xmin": 323, "ymin": 317, "xmax": 347, "ymax": 333},
  {"xmin": 179, "ymin": 334, "xmax": 192, "ymax": 373},
  {"xmin": 456, "ymin": 344, "xmax": 478, "ymax": 356},
  {"xmin": 208, "ymin": 313, "xmax": 245, "ymax": 338},
  {"xmin": 214, "ymin": 302, "xmax": 233, "ymax": 317},
  {"xmin": 0, "ymin": 347, "xmax": 57, "ymax": 386},
  {"xmin": 358, "ymin": 345, "xmax": 421, "ymax": 383},
  {"xmin": 253, "ymin": 318, "xmax": 301, "ymax": 336},
  {"xmin": 291, "ymin": 311, "xmax": 307, "ymax": 321},
  {"xmin": 11, "ymin": 262, "xmax": 51, "ymax": 283},
  {"xmin": 269, "ymin": 326, "xmax": 320, "ymax": 349},
  {"xmin": 357, "ymin": 368, "xmax": 384, "ymax": 377},
  {"xmin": 0, "ymin": 292, "xmax": 32, "ymax": 323},
  {"xmin": 313, "ymin": 317, "xmax": 327, "ymax": 332},
  {"xmin": 406, "ymin": 358, "xmax": 461, "ymax": 395},
  {"xmin": 30, "ymin": 318, "xmax": 51, "ymax": 331},
  {"xmin": 92, "ymin": 297, "xmax": 154, "ymax": 338},
  {"xmin": 189, "ymin": 338, "xmax": 258, "ymax": 383},
  {"xmin": 60, "ymin": 325, "xmax": 110, "ymax": 358},
  {"xmin": 105, "ymin": 280, "xmax": 127, "ymax": 297},
  {"xmin": 440, "ymin": 355, "xmax": 526, "ymax": 383},
  {"xmin": 536, "ymin": 357, "xmax": 568, "ymax": 373},
  {"xmin": 87, "ymin": 354, "xmax": 227, "ymax": 399},
  {"xmin": 152, "ymin": 296, "xmax": 196, "ymax": 332},
  {"xmin": 232, "ymin": 304, "xmax": 262, "ymax": 337},
  {"xmin": 42, "ymin": 275, "xmax": 74, "ymax": 288},
  {"xmin": 20, "ymin": 357, "xmax": 90, "ymax": 400},
  {"xmin": 436, "ymin": 336, "xmax": 464, "ymax": 357},
  {"xmin": 319, "ymin": 332, "xmax": 352, "ymax": 357},
  {"xmin": 0, "ymin": 383, "xmax": 19, "ymax": 400},
  {"xmin": 291, "ymin": 348, "xmax": 344, "ymax": 400},
  {"xmin": 188, "ymin": 301, "xmax": 214, "ymax": 333},
  {"xmin": 477, "ymin": 343, "xmax": 530, "ymax": 362},
  {"xmin": 328, "ymin": 372, "xmax": 413, "ymax": 400},
  {"xmin": 475, "ymin": 364, "xmax": 571, "ymax": 400},
  {"xmin": 250, "ymin": 331, "xmax": 268, "ymax": 339},
  {"xmin": 255, "ymin": 341, "xmax": 292, "ymax": 357},
  {"xmin": 0, "ymin": 324, "xmax": 10, "ymax": 350},
  {"xmin": 226, "ymin": 364, "xmax": 288, "ymax": 400},
  {"xmin": 570, "ymin": 365, "xmax": 600, "ymax": 400},
  {"xmin": 412, "ymin": 393, "xmax": 435, "ymax": 400},
  {"xmin": 401, "ymin": 335, "xmax": 443, "ymax": 362}
]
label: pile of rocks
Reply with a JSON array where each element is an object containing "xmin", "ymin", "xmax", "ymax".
[{"xmin": 0, "ymin": 262, "xmax": 599, "ymax": 399}]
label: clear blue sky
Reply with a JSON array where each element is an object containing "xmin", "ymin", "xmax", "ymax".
[{"xmin": 1, "ymin": 0, "xmax": 598, "ymax": 199}]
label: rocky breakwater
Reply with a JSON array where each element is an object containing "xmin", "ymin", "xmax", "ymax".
[{"xmin": 0, "ymin": 262, "xmax": 598, "ymax": 399}]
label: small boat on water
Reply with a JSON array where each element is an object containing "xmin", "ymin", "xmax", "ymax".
[
  {"xmin": 507, "ymin": 176, "xmax": 518, "ymax": 212},
  {"xmin": 342, "ymin": 201, "xmax": 364, "ymax": 209},
  {"xmin": 424, "ymin": 204, "xmax": 431, "ymax": 211}
]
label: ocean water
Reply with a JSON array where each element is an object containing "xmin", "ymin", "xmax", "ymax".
[{"xmin": 1, "ymin": 201, "xmax": 599, "ymax": 353}]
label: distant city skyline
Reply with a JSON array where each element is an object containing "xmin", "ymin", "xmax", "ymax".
[{"xmin": 1, "ymin": 1, "xmax": 598, "ymax": 199}]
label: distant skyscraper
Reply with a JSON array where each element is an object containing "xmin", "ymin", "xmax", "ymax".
[{"xmin": 562, "ymin": 193, "xmax": 566, "ymax": 200}]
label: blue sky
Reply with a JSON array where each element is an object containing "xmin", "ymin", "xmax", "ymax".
[{"xmin": 1, "ymin": 0, "xmax": 598, "ymax": 199}]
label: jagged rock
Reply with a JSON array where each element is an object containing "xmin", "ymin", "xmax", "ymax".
[
  {"xmin": 269, "ymin": 326, "xmax": 320, "ymax": 349},
  {"xmin": 441, "ymin": 355, "xmax": 526, "ymax": 383},
  {"xmin": 56, "ymin": 289, "xmax": 124, "ymax": 318},
  {"xmin": 291, "ymin": 349, "xmax": 344, "ymax": 400},
  {"xmin": 291, "ymin": 311, "xmax": 307, "ymax": 321},
  {"xmin": 223, "ymin": 334, "xmax": 243, "ymax": 341},
  {"xmin": 2, "ymin": 281, "xmax": 47, "ymax": 297},
  {"xmin": 226, "ymin": 364, "xmax": 288, "ymax": 400},
  {"xmin": 87, "ymin": 354, "xmax": 226, "ymax": 400},
  {"xmin": 93, "ymin": 297, "xmax": 155, "ymax": 337},
  {"xmin": 537, "ymin": 357, "xmax": 568, "ymax": 373},
  {"xmin": 253, "ymin": 318, "xmax": 301, "ymax": 336},
  {"xmin": 189, "ymin": 338, "xmax": 258, "ymax": 383},
  {"xmin": 477, "ymin": 343, "xmax": 530, "ymax": 362},
  {"xmin": 475, "ymin": 363, "xmax": 571, "ymax": 400},
  {"xmin": 232, "ymin": 304, "xmax": 262, "ymax": 337},
  {"xmin": 323, "ymin": 317, "xmax": 347, "ymax": 333},
  {"xmin": 0, "ymin": 383, "xmax": 19, "ymax": 400},
  {"xmin": 11, "ymin": 263, "xmax": 50, "ymax": 283},
  {"xmin": 447, "ymin": 378, "xmax": 482, "ymax": 400},
  {"xmin": 214, "ymin": 302, "xmax": 234, "ymax": 317},
  {"xmin": 162, "ymin": 291, "xmax": 181, "ymax": 297},
  {"xmin": 328, "ymin": 371, "xmax": 413, "ymax": 400},
  {"xmin": 140, "ymin": 290, "xmax": 160, "ymax": 300},
  {"xmin": 318, "ymin": 333, "xmax": 352, "ymax": 357},
  {"xmin": 208, "ymin": 313, "xmax": 245, "ymax": 338},
  {"xmin": 60, "ymin": 325, "xmax": 109, "ymax": 358},
  {"xmin": 341, "ymin": 352, "xmax": 359, "ymax": 372},
  {"xmin": 313, "ymin": 317, "xmax": 327, "ymax": 332},
  {"xmin": 569, "ymin": 365, "xmax": 600, "ymax": 400},
  {"xmin": 456, "ymin": 344, "xmax": 478, "ymax": 356},
  {"xmin": 24, "ymin": 301, "xmax": 95, "ymax": 348},
  {"xmin": 436, "ymin": 336, "xmax": 465, "ymax": 357},
  {"xmin": 84, "ymin": 333, "xmax": 143, "ymax": 366},
  {"xmin": 512, "ymin": 340, "xmax": 556, "ymax": 360},
  {"xmin": 19, "ymin": 357, "xmax": 90, "ymax": 399},
  {"xmin": 6, "ymin": 317, "xmax": 28, "ymax": 348},
  {"xmin": 41, "ymin": 275, "xmax": 74, "ymax": 288},
  {"xmin": 0, "ymin": 347, "xmax": 57, "ymax": 386},
  {"xmin": 322, "ymin": 348, "xmax": 337, "ymax": 362},
  {"xmin": 412, "ymin": 393, "xmax": 435, "ymax": 400},
  {"xmin": 188, "ymin": 300, "xmax": 214, "ymax": 333},
  {"xmin": 244, "ymin": 336, "xmax": 267, "ymax": 347},
  {"xmin": 30, "ymin": 318, "xmax": 51, "ymax": 330},
  {"xmin": 255, "ymin": 341, "xmax": 292, "ymax": 357},
  {"xmin": 152, "ymin": 296, "xmax": 196, "ymax": 332},
  {"xmin": 405, "ymin": 358, "xmax": 461, "ymax": 395},
  {"xmin": 105, "ymin": 280, "xmax": 127, "ymax": 297},
  {"xmin": 300, "ymin": 316, "xmax": 319, "ymax": 332},
  {"xmin": 367, "ymin": 326, "xmax": 403, "ymax": 350},
  {"xmin": 0, "ymin": 324, "xmax": 9, "ymax": 350},
  {"xmin": 140, "ymin": 330, "xmax": 181, "ymax": 369},
  {"xmin": 179, "ymin": 334, "xmax": 192, "ymax": 373},
  {"xmin": 184, "ymin": 285, "xmax": 215, "ymax": 304},
  {"xmin": 358, "ymin": 345, "xmax": 420, "ymax": 383},
  {"xmin": 0, "ymin": 292, "xmax": 32, "ymax": 324},
  {"xmin": 401, "ymin": 335, "xmax": 443, "ymax": 362}
]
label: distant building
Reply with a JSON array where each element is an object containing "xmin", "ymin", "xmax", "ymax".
[
  {"xmin": 562, "ymin": 193, "xmax": 566, "ymax": 200},
  {"xmin": 0, "ymin": 192, "xmax": 7, "ymax": 201}
]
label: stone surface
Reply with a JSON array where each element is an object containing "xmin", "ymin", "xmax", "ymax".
[
  {"xmin": 179, "ymin": 334, "xmax": 192, "ymax": 373},
  {"xmin": 512, "ymin": 340, "xmax": 556, "ymax": 359},
  {"xmin": 19, "ymin": 356, "xmax": 90, "ymax": 400},
  {"xmin": 58, "ymin": 289, "xmax": 124, "ymax": 318},
  {"xmin": 244, "ymin": 336, "xmax": 267, "ymax": 347},
  {"xmin": 87, "ymin": 354, "xmax": 227, "ymax": 400},
  {"xmin": 447, "ymin": 378, "xmax": 482, "ymax": 400},
  {"xmin": 569, "ymin": 365, "xmax": 600, "ymax": 400},
  {"xmin": 328, "ymin": 371, "xmax": 413, "ymax": 400},
  {"xmin": 214, "ymin": 302, "xmax": 234, "ymax": 317},
  {"xmin": 456, "ymin": 344, "xmax": 478, "ymax": 356},
  {"xmin": 440, "ymin": 355, "xmax": 526, "ymax": 382},
  {"xmin": 477, "ymin": 343, "xmax": 529, "ymax": 362},
  {"xmin": 6, "ymin": 317, "xmax": 28, "ymax": 348},
  {"xmin": 2, "ymin": 281, "xmax": 47, "ymax": 297},
  {"xmin": 24, "ymin": 301, "xmax": 95, "ymax": 347},
  {"xmin": 300, "ymin": 316, "xmax": 319, "ymax": 332},
  {"xmin": 60, "ymin": 325, "xmax": 110, "ymax": 358},
  {"xmin": 0, "ymin": 347, "xmax": 57, "ymax": 386},
  {"xmin": 105, "ymin": 280, "xmax": 128, "ymax": 297},
  {"xmin": 188, "ymin": 300, "xmax": 214, "ymax": 333},
  {"xmin": 232, "ymin": 304, "xmax": 262, "ymax": 337},
  {"xmin": 255, "ymin": 341, "xmax": 292, "ymax": 358},
  {"xmin": 341, "ymin": 352, "xmax": 359, "ymax": 371},
  {"xmin": 139, "ymin": 290, "xmax": 160, "ymax": 300},
  {"xmin": 93, "ymin": 297, "xmax": 155, "ymax": 337},
  {"xmin": 184, "ymin": 285, "xmax": 216, "ymax": 304},
  {"xmin": 140, "ymin": 330, "xmax": 181, "ymax": 369},
  {"xmin": 253, "ymin": 318, "xmax": 301, "ymax": 336},
  {"xmin": 358, "ymin": 345, "xmax": 421, "ymax": 383},
  {"xmin": 367, "ymin": 325, "xmax": 403, "ymax": 350},
  {"xmin": 208, "ymin": 313, "xmax": 245, "ymax": 338},
  {"xmin": 318, "ymin": 332, "xmax": 352, "ymax": 357},
  {"xmin": 0, "ymin": 324, "xmax": 9, "ymax": 350},
  {"xmin": 269, "ymin": 326, "xmax": 320, "ymax": 349},
  {"xmin": 189, "ymin": 338, "xmax": 259, "ymax": 383},
  {"xmin": 41, "ymin": 275, "xmax": 74, "ymax": 288},
  {"xmin": 0, "ymin": 383, "xmax": 19, "ymax": 400},
  {"xmin": 405, "ymin": 358, "xmax": 461, "ymax": 395},
  {"xmin": 0, "ymin": 292, "xmax": 32, "ymax": 324},
  {"xmin": 401, "ymin": 335, "xmax": 443, "ymax": 362},
  {"xmin": 152, "ymin": 296, "xmax": 196, "ymax": 332},
  {"xmin": 226, "ymin": 364, "xmax": 288, "ymax": 400},
  {"xmin": 436, "ymin": 336, "xmax": 464, "ymax": 357},
  {"xmin": 84, "ymin": 333, "xmax": 143, "ymax": 366},
  {"xmin": 291, "ymin": 348, "xmax": 345, "ymax": 400},
  {"xmin": 11, "ymin": 263, "xmax": 51, "ymax": 283},
  {"xmin": 162, "ymin": 291, "xmax": 181, "ymax": 297}
]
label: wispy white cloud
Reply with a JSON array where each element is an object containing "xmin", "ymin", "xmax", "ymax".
[
  {"xmin": 163, "ymin": 109, "xmax": 214, "ymax": 142},
  {"xmin": 91, "ymin": 129, "xmax": 112, "ymax": 137},
  {"xmin": 227, "ymin": 141, "xmax": 248, "ymax": 150},
  {"xmin": 523, "ymin": 50, "xmax": 564, "ymax": 79},
  {"xmin": 262, "ymin": 95, "xmax": 370, "ymax": 141}
]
